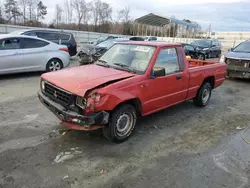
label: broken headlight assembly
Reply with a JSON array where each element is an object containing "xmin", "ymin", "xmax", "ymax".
[
  {"xmin": 76, "ymin": 96, "xmax": 87, "ymax": 109},
  {"xmin": 87, "ymin": 92, "xmax": 101, "ymax": 105}
]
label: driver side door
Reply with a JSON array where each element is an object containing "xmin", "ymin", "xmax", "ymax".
[{"xmin": 141, "ymin": 47, "xmax": 186, "ymax": 114}]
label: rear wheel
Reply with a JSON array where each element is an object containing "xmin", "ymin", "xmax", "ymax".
[
  {"xmin": 193, "ymin": 82, "xmax": 212, "ymax": 107},
  {"xmin": 207, "ymin": 52, "xmax": 211, "ymax": 59},
  {"xmin": 102, "ymin": 104, "xmax": 137, "ymax": 143},
  {"xmin": 46, "ymin": 58, "xmax": 63, "ymax": 72},
  {"xmin": 198, "ymin": 54, "xmax": 205, "ymax": 60},
  {"xmin": 216, "ymin": 51, "xmax": 221, "ymax": 58}
]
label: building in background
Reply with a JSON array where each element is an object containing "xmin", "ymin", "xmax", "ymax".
[{"xmin": 134, "ymin": 13, "xmax": 202, "ymax": 38}]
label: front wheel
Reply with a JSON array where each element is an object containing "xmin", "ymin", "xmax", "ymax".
[
  {"xmin": 193, "ymin": 82, "xmax": 212, "ymax": 107},
  {"xmin": 102, "ymin": 104, "xmax": 137, "ymax": 143}
]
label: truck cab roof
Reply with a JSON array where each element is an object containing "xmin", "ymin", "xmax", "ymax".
[{"xmin": 118, "ymin": 41, "xmax": 182, "ymax": 47}]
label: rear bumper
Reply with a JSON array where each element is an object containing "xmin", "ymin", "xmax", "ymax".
[
  {"xmin": 68, "ymin": 45, "xmax": 77, "ymax": 56},
  {"xmin": 38, "ymin": 91, "xmax": 109, "ymax": 130}
]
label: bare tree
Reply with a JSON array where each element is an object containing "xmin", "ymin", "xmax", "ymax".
[
  {"xmin": 27, "ymin": 0, "xmax": 35, "ymax": 21},
  {"xmin": 99, "ymin": 2, "xmax": 112, "ymax": 24},
  {"xmin": 63, "ymin": 0, "xmax": 74, "ymax": 24},
  {"xmin": 19, "ymin": 0, "xmax": 27, "ymax": 23},
  {"xmin": 90, "ymin": 0, "xmax": 101, "ymax": 31},
  {"xmin": 64, "ymin": 0, "xmax": 69, "ymax": 24},
  {"xmin": 54, "ymin": 4, "xmax": 63, "ymax": 27},
  {"xmin": 117, "ymin": 6, "xmax": 130, "ymax": 23},
  {"xmin": 72, "ymin": 0, "xmax": 89, "ymax": 30}
]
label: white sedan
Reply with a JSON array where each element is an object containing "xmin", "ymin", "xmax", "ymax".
[{"xmin": 0, "ymin": 34, "xmax": 70, "ymax": 75}]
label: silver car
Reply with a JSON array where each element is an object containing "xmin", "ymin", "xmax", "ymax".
[{"xmin": 0, "ymin": 34, "xmax": 70, "ymax": 75}]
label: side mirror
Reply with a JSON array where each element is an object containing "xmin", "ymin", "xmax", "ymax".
[
  {"xmin": 151, "ymin": 67, "xmax": 165, "ymax": 78},
  {"xmin": 212, "ymin": 44, "xmax": 216, "ymax": 47}
]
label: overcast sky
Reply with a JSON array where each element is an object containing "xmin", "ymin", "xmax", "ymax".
[{"xmin": 43, "ymin": 0, "xmax": 250, "ymax": 31}]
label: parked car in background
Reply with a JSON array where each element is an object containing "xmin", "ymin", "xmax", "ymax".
[
  {"xmin": 38, "ymin": 41, "xmax": 226, "ymax": 142},
  {"xmin": 89, "ymin": 35, "xmax": 122, "ymax": 45},
  {"xmin": 129, "ymin": 36, "xmax": 145, "ymax": 41},
  {"xmin": 9, "ymin": 29, "xmax": 77, "ymax": 56},
  {"xmin": 182, "ymin": 43, "xmax": 206, "ymax": 60},
  {"xmin": 144, "ymin": 36, "xmax": 157, "ymax": 41},
  {"xmin": 220, "ymin": 40, "xmax": 250, "ymax": 79},
  {"xmin": 0, "ymin": 34, "xmax": 70, "ymax": 75},
  {"xmin": 191, "ymin": 39, "xmax": 221, "ymax": 58},
  {"xmin": 78, "ymin": 38, "xmax": 130, "ymax": 65}
]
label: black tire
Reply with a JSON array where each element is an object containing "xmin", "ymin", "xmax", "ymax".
[
  {"xmin": 46, "ymin": 58, "xmax": 63, "ymax": 72},
  {"xmin": 102, "ymin": 104, "xmax": 137, "ymax": 143},
  {"xmin": 226, "ymin": 70, "xmax": 231, "ymax": 79},
  {"xmin": 193, "ymin": 82, "xmax": 212, "ymax": 107},
  {"xmin": 198, "ymin": 53, "xmax": 205, "ymax": 60},
  {"xmin": 207, "ymin": 52, "xmax": 211, "ymax": 59},
  {"xmin": 216, "ymin": 51, "xmax": 221, "ymax": 58}
]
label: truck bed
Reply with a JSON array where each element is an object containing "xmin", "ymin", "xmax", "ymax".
[{"xmin": 188, "ymin": 59, "xmax": 218, "ymax": 68}]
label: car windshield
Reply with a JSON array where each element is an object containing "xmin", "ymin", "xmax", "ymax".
[
  {"xmin": 192, "ymin": 40, "xmax": 211, "ymax": 47},
  {"xmin": 96, "ymin": 36, "xmax": 109, "ymax": 44},
  {"xmin": 96, "ymin": 44, "xmax": 156, "ymax": 74},
  {"xmin": 232, "ymin": 42, "xmax": 250, "ymax": 53},
  {"xmin": 96, "ymin": 39, "xmax": 115, "ymax": 48}
]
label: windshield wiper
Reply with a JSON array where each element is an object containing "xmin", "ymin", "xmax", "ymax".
[
  {"xmin": 98, "ymin": 59, "xmax": 108, "ymax": 64},
  {"xmin": 113, "ymin": 63, "xmax": 136, "ymax": 73},
  {"xmin": 96, "ymin": 59, "xmax": 110, "ymax": 67}
]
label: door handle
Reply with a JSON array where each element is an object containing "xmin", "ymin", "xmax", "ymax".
[{"xmin": 176, "ymin": 75, "xmax": 182, "ymax": 80}]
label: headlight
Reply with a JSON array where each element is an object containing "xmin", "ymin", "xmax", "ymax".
[
  {"xmin": 203, "ymin": 48, "xmax": 209, "ymax": 51},
  {"xmin": 76, "ymin": 96, "xmax": 87, "ymax": 109},
  {"xmin": 41, "ymin": 80, "xmax": 45, "ymax": 90},
  {"xmin": 89, "ymin": 92, "xmax": 101, "ymax": 102},
  {"xmin": 220, "ymin": 55, "xmax": 225, "ymax": 63}
]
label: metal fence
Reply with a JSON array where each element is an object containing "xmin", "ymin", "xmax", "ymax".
[
  {"xmin": 1, "ymin": 24, "xmax": 249, "ymax": 52},
  {"xmin": 0, "ymin": 24, "xmax": 129, "ymax": 43}
]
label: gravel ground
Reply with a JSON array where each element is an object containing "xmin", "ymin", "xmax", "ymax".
[{"xmin": 0, "ymin": 58, "xmax": 250, "ymax": 188}]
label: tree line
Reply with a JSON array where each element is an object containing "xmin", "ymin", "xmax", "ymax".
[
  {"xmin": 0, "ymin": 0, "xmax": 136, "ymax": 35},
  {"xmin": 0, "ymin": 0, "xmax": 202, "ymax": 36}
]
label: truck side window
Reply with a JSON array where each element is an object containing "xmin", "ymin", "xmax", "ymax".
[{"xmin": 154, "ymin": 48, "xmax": 180, "ymax": 75}]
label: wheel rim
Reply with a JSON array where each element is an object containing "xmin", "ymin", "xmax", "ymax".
[
  {"xmin": 198, "ymin": 54, "xmax": 204, "ymax": 60},
  {"xmin": 116, "ymin": 112, "xmax": 134, "ymax": 137},
  {"xmin": 49, "ymin": 61, "xmax": 61, "ymax": 71},
  {"xmin": 202, "ymin": 89, "xmax": 210, "ymax": 104}
]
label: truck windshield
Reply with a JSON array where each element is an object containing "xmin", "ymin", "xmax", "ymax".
[
  {"xmin": 192, "ymin": 40, "xmax": 211, "ymax": 47},
  {"xmin": 232, "ymin": 42, "xmax": 250, "ymax": 53},
  {"xmin": 96, "ymin": 44, "xmax": 156, "ymax": 74}
]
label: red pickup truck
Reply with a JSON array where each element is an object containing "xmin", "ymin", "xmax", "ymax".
[{"xmin": 38, "ymin": 41, "xmax": 226, "ymax": 142}]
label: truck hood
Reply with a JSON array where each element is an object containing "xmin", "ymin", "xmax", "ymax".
[
  {"xmin": 225, "ymin": 51, "xmax": 250, "ymax": 60},
  {"xmin": 42, "ymin": 64, "xmax": 135, "ymax": 96}
]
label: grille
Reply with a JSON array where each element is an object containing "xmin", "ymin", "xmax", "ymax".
[
  {"xmin": 44, "ymin": 82, "xmax": 72, "ymax": 106},
  {"xmin": 227, "ymin": 58, "xmax": 250, "ymax": 67}
]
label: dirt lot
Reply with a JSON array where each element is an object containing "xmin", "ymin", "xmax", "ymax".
[{"xmin": 0, "ymin": 59, "xmax": 250, "ymax": 188}]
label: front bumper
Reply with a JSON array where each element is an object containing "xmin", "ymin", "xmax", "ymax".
[
  {"xmin": 227, "ymin": 66, "xmax": 250, "ymax": 78},
  {"xmin": 38, "ymin": 91, "xmax": 109, "ymax": 130}
]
